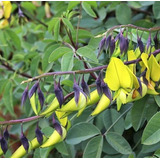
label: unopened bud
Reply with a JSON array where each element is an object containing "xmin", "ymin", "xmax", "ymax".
[
  {"xmin": 35, "ymin": 123, "xmax": 43, "ymax": 145},
  {"xmin": 96, "ymin": 71, "xmax": 103, "ymax": 96},
  {"xmin": 106, "ymin": 35, "xmax": 111, "ymax": 50},
  {"xmin": 81, "ymin": 75, "xmax": 90, "ymax": 98},
  {"xmin": 54, "ymin": 79, "xmax": 64, "ymax": 108},
  {"xmin": 146, "ymin": 33, "xmax": 152, "ymax": 51},
  {"xmin": 109, "ymin": 37, "xmax": 115, "ymax": 55},
  {"xmin": 154, "ymin": 32, "xmax": 159, "ymax": 49},
  {"xmin": 28, "ymin": 82, "xmax": 39, "ymax": 98},
  {"xmin": 38, "ymin": 86, "xmax": 45, "ymax": 109},
  {"xmin": 3, "ymin": 126, "xmax": 9, "ymax": 141},
  {"xmin": 97, "ymin": 36, "xmax": 106, "ymax": 57},
  {"xmin": 137, "ymin": 35, "xmax": 144, "ymax": 53},
  {"xmin": 21, "ymin": 85, "xmax": 29, "ymax": 107},
  {"xmin": 0, "ymin": 137, "xmax": 8, "ymax": 154}
]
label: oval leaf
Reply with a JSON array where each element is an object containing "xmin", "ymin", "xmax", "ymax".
[
  {"xmin": 66, "ymin": 122, "xmax": 100, "ymax": 145},
  {"xmin": 82, "ymin": 2, "xmax": 97, "ymax": 18},
  {"xmin": 83, "ymin": 135, "xmax": 103, "ymax": 158},
  {"xmin": 116, "ymin": 3, "xmax": 132, "ymax": 24},
  {"xmin": 142, "ymin": 112, "xmax": 160, "ymax": 145},
  {"xmin": 48, "ymin": 47, "xmax": 72, "ymax": 63},
  {"xmin": 106, "ymin": 132, "xmax": 132, "ymax": 154}
]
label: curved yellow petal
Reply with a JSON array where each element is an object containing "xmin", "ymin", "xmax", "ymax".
[
  {"xmin": 3, "ymin": 1, "xmax": 12, "ymax": 19},
  {"xmin": 91, "ymin": 94, "xmax": 110, "ymax": 116},
  {"xmin": 148, "ymin": 54, "xmax": 160, "ymax": 82},
  {"xmin": 105, "ymin": 57, "xmax": 132, "ymax": 91},
  {"xmin": 30, "ymin": 93, "xmax": 38, "ymax": 115},
  {"xmin": 40, "ymin": 127, "xmax": 66, "ymax": 148},
  {"xmin": 40, "ymin": 97, "xmax": 59, "ymax": 116},
  {"xmin": 58, "ymin": 92, "xmax": 86, "ymax": 112},
  {"xmin": 55, "ymin": 111, "xmax": 68, "ymax": 127},
  {"xmin": 127, "ymin": 50, "xmax": 137, "ymax": 73},
  {"xmin": 11, "ymin": 136, "xmax": 47, "ymax": 158}
]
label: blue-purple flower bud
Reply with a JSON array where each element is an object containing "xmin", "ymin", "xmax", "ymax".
[
  {"xmin": 154, "ymin": 32, "xmax": 159, "ymax": 49},
  {"xmin": 115, "ymin": 33, "xmax": 120, "ymax": 42},
  {"xmin": 97, "ymin": 36, "xmax": 106, "ymax": 57},
  {"xmin": 20, "ymin": 134, "xmax": 29, "ymax": 153},
  {"xmin": 0, "ymin": 137, "xmax": 8, "ymax": 154},
  {"xmin": 106, "ymin": 35, "xmax": 111, "ymax": 50},
  {"xmin": 35, "ymin": 123, "xmax": 43, "ymax": 145},
  {"xmin": 81, "ymin": 75, "xmax": 90, "ymax": 98},
  {"xmin": 28, "ymin": 82, "xmax": 39, "ymax": 98},
  {"xmin": 109, "ymin": 37, "xmax": 115, "ymax": 55},
  {"xmin": 54, "ymin": 79, "xmax": 64, "ymax": 108},
  {"xmin": 3, "ymin": 126, "xmax": 9, "ymax": 141},
  {"xmin": 21, "ymin": 85, "xmax": 29, "ymax": 107},
  {"xmin": 146, "ymin": 33, "xmax": 152, "ymax": 51},
  {"xmin": 38, "ymin": 86, "xmax": 45, "ymax": 110},
  {"xmin": 96, "ymin": 71, "xmax": 103, "ymax": 96}
]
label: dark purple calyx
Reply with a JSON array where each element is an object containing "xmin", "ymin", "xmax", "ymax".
[
  {"xmin": 96, "ymin": 71, "xmax": 103, "ymax": 96},
  {"xmin": 35, "ymin": 123, "xmax": 43, "ymax": 145},
  {"xmin": 21, "ymin": 85, "xmax": 29, "ymax": 107},
  {"xmin": 146, "ymin": 33, "xmax": 152, "ymax": 51},
  {"xmin": 97, "ymin": 36, "xmax": 106, "ymax": 57},
  {"xmin": 137, "ymin": 77, "xmax": 142, "ymax": 96},
  {"xmin": 81, "ymin": 75, "xmax": 90, "ymax": 98},
  {"xmin": 154, "ymin": 32, "xmax": 159, "ymax": 49},
  {"xmin": 101, "ymin": 80, "xmax": 112, "ymax": 101},
  {"xmin": 52, "ymin": 114, "xmax": 63, "ymax": 136},
  {"xmin": 0, "ymin": 137, "xmax": 8, "ymax": 154},
  {"xmin": 3, "ymin": 126, "xmax": 9, "ymax": 141},
  {"xmin": 109, "ymin": 37, "xmax": 115, "ymax": 55},
  {"xmin": 137, "ymin": 34, "xmax": 144, "ymax": 53},
  {"xmin": 54, "ymin": 79, "xmax": 64, "ymax": 108},
  {"xmin": 38, "ymin": 86, "xmax": 45, "ymax": 110},
  {"xmin": 28, "ymin": 81, "xmax": 39, "ymax": 98}
]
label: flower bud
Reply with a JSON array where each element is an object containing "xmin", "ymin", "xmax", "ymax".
[
  {"xmin": 38, "ymin": 86, "xmax": 45, "ymax": 110},
  {"xmin": 137, "ymin": 35, "xmax": 144, "ymax": 53},
  {"xmin": 18, "ymin": 7, "xmax": 24, "ymax": 18},
  {"xmin": 0, "ymin": 137, "xmax": 8, "ymax": 154},
  {"xmin": 54, "ymin": 79, "xmax": 64, "ymax": 108},
  {"xmin": 101, "ymin": 80, "xmax": 112, "ymax": 101},
  {"xmin": 3, "ymin": 126, "xmax": 9, "ymax": 141},
  {"xmin": 35, "ymin": 123, "xmax": 43, "ymax": 145},
  {"xmin": 96, "ymin": 71, "xmax": 103, "ymax": 96},
  {"xmin": 21, "ymin": 85, "xmax": 29, "ymax": 107},
  {"xmin": 28, "ymin": 81, "xmax": 39, "ymax": 98},
  {"xmin": 146, "ymin": 33, "xmax": 152, "ymax": 51},
  {"xmin": 115, "ymin": 33, "xmax": 120, "ymax": 42},
  {"xmin": 81, "ymin": 75, "xmax": 90, "ymax": 98},
  {"xmin": 154, "ymin": 32, "xmax": 159, "ymax": 49},
  {"xmin": 97, "ymin": 36, "xmax": 106, "ymax": 57},
  {"xmin": 120, "ymin": 33, "xmax": 126, "ymax": 54},
  {"xmin": 109, "ymin": 37, "xmax": 115, "ymax": 55},
  {"xmin": 106, "ymin": 35, "xmax": 111, "ymax": 50}
]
